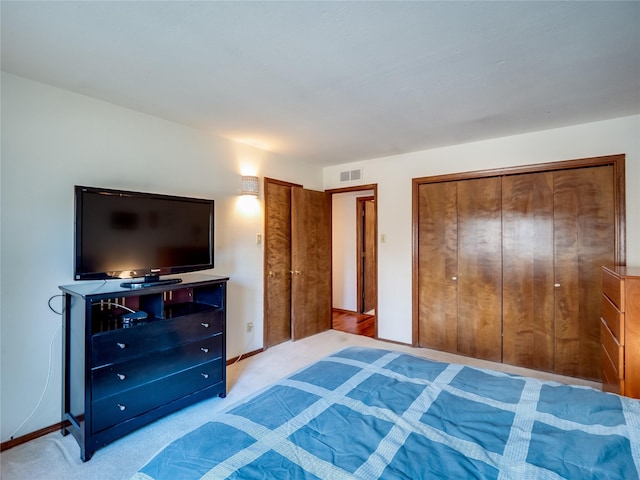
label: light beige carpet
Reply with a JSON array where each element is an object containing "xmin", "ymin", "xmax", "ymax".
[{"xmin": 0, "ymin": 330, "xmax": 599, "ymax": 480}]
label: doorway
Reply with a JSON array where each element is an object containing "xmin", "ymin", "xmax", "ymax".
[
  {"xmin": 263, "ymin": 180, "xmax": 378, "ymax": 347},
  {"xmin": 328, "ymin": 185, "xmax": 378, "ymax": 338}
]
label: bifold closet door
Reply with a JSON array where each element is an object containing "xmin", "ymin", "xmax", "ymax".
[
  {"xmin": 417, "ymin": 181, "xmax": 458, "ymax": 353},
  {"xmin": 502, "ymin": 172, "xmax": 555, "ymax": 371},
  {"xmin": 417, "ymin": 177, "xmax": 502, "ymax": 362},
  {"xmin": 553, "ymin": 165, "xmax": 614, "ymax": 379},
  {"xmin": 456, "ymin": 177, "xmax": 503, "ymax": 362},
  {"xmin": 291, "ymin": 187, "xmax": 332, "ymax": 341},
  {"xmin": 502, "ymin": 167, "xmax": 614, "ymax": 378},
  {"xmin": 416, "ymin": 158, "xmax": 621, "ymax": 380}
]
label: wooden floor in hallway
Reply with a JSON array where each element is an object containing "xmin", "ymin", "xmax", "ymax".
[{"xmin": 332, "ymin": 308, "xmax": 376, "ymax": 338}]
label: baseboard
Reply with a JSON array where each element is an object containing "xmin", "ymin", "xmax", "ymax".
[
  {"xmin": 375, "ymin": 336, "xmax": 412, "ymax": 348},
  {"xmin": 1, "ymin": 349, "xmax": 265, "ymax": 453},
  {"xmin": 0, "ymin": 421, "xmax": 69, "ymax": 452},
  {"xmin": 329, "ymin": 326, "xmax": 412, "ymax": 347},
  {"xmin": 332, "ymin": 307, "xmax": 356, "ymax": 314},
  {"xmin": 332, "ymin": 308, "xmax": 375, "ymax": 317},
  {"xmin": 226, "ymin": 347, "xmax": 264, "ymax": 364}
]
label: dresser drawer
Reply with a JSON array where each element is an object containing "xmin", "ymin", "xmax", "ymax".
[
  {"xmin": 91, "ymin": 358, "xmax": 224, "ymax": 433},
  {"xmin": 92, "ymin": 310, "xmax": 224, "ymax": 366},
  {"xmin": 602, "ymin": 347, "xmax": 623, "ymax": 395},
  {"xmin": 92, "ymin": 333, "xmax": 222, "ymax": 401},
  {"xmin": 601, "ymin": 318, "xmax": 623, "ymax": 379},
  {"xmin": 602, "ymin": 295, "xmax": 624, "ymax": 344},
  {"xmin": 602, "ymin": 268, "xmax": 623, "ymax": 310}
]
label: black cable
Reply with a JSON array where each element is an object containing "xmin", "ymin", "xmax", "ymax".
[{"xmin": 48, "ymin": 294, "xmax": 64, "ymax": 315}]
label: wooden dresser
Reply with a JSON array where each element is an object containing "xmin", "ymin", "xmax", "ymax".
[{"xmin": 601, "ymin": 266, "xmax": 640, "ymax": 398}]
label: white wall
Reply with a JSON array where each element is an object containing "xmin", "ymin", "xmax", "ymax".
[
  {"xmin": 324, "ymin": 115, "xmax": 640, "ymax": 345},
  {"xmin": 0, "ymin": 72, "xmax": 322, "ymax": 441}
]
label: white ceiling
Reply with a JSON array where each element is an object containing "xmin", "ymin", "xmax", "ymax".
[{"xmin": 2, "ymin": 1, "xmax": 639, "ymax": 166}]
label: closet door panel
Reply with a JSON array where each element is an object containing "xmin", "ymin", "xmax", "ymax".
[
  {"xmin": 502, "ymin": 173, "xmax": 555, "ymax": 371},
  {"xmin": 457, "ymin": 177, "xmax": 503, "ymax": 362},
  {"xmin": 264, "ymin": 181, "xmax": 292, "ymax": 348},
  {"xmin": 417, "ymin": 182, "xmax": 458, "ymax": 352},
  {"xmin": 554, "ymin": 166, "xmax": 615, "ymax": 379}
]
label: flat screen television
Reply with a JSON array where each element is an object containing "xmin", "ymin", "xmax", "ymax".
[{"xmin": 74, "ymin": 186, "xmax": 214, "ymax": 288}]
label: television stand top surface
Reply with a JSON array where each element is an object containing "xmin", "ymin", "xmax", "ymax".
[
  {"xmin": 59, "ymin": 273, "xmax": 230, "ymax": 298},
  {"xmin": 121, "ymin": 277, "xmax": 182, "ymax": 289}
]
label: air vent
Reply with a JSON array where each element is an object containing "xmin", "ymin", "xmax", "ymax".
[{"xmin": 339, "ymin": 168, "xmax": 363, "ymax": 182}]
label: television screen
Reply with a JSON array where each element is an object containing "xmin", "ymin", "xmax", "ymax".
[{"xmin": 74, "ymin": 186, "xmax": 214, "ymax": 284}]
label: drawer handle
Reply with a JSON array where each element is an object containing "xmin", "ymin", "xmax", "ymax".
[
  {"xmin": 201, "ymin": 347, "xmax": 209, "ymax": 353},
  {"xmin": 554, "ymin": 283, "xmax": 561, "ymax": 288},
  {"xmin": 117, "ymin": 403, "xmax": 126, "ymax": 411},
  {"xmin": 116, "ymin": 373, "xmax": 126, "ymax": 380},
  {"xmin": 201, "ymin": 373, "xmax": 209, "ymax": 379},
  {"xmin": 201, "ymin": 322, "xmax": 210, "ymax": 328},
  {"xmin": 116, "ymin": 342, "xmax": 127, "ymax": 349}
]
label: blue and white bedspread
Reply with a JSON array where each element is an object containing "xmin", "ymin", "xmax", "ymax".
[{"xmin": 133, "ymin": 347, "xmax": 640, "ymax": 479}]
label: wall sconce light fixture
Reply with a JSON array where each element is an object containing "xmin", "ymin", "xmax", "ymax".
[{"xmin": 241, "ymin": 175, "xmax": 259, "ymax": 197}]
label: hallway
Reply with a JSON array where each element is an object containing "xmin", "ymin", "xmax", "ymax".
[{"xmin": 331, "ymin": 309, "xmax": 375, "ymax": 338}]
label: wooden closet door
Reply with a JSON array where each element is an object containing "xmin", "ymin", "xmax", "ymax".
[
  {"xmin": 264, "ymin": 181, "xmax": 293, "ymax": 348},
  {"xmin": 417, "ymin": 182, "xmax": 458, "ymax": 353},
  {"xmin": 291, "ymin": 187, "xmax": 332, "ymax": 340},
  {"xmin": 554, "ymin": 165, "xmax": 615, "ymax": 379},
  {"xmin": 457, "ymin": 177, "xmax": 503, "ymax": 362},
  {"xmin": 502, "ymin": 173, "xmax": 555, "ymax": 371}
]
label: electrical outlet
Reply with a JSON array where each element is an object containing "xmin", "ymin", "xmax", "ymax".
[{"xmin": 247, "ymin": 322, "xmax": 254, "ymax": 333}]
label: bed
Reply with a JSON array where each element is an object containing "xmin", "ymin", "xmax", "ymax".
[{"xmin": 132, "ymin": 346, "xmax": 640, "ymax": 479}]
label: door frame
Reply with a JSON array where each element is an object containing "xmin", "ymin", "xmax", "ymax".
[
  {"xmin": 411, "ymin": 154, "xmax": 626, "ymax": 346},
  {"xmin": 327, "ymin": 184, "xmax": 379, "ymax": 338}
]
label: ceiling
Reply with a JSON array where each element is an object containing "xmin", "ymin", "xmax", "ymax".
[{"xmin": 2, "ymin": 1, "xmax": 639, "ymax": 166}]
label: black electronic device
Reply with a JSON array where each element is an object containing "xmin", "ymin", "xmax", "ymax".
[
  {"xmin": 74, "ymin": 186, "xmax": 214, "ymax": 287},
  {"xmin": 121, "ymin": 310, "xmax": 148, "ymax": 321},
  {"xmin": 121, "ymin": 310, "xmax": 149, "ymax": 327}
]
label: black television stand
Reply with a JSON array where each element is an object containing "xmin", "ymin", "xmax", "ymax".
[{"xmin": 59, "ymin": 273, "xmax": 229, "ymax": 461}]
